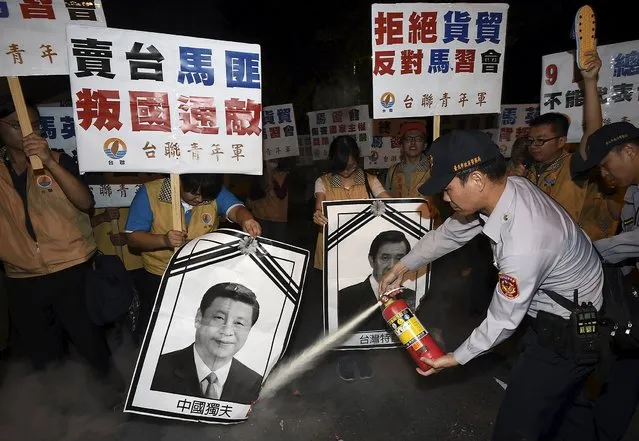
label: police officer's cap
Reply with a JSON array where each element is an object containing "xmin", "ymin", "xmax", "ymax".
[
  {"xmin": 418, "ymin": 130, "xmax": 501, "ymax": 196},
  {"xmin": 570, "ymin": 121, "xmax": 639, "ymax": 178}
]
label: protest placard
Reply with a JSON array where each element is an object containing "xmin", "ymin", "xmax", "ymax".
[
  {"xmin": 307, "ymin": 105, "xmax": 372, "ymax": 160},
  {"xmin": 262, "ymin": 103, "xmax": 299, "ymax": 160},
  {"xmin": 371, "ymin": 3, "xmax": 509, "ymax": 119},
  {"xmin": 0, "ymin": 0, "xmax": 106, "ymax": 76},
  {"xmin": 541, "ymin": 40, "xmax": 639, "ymax": 143},
  {"xmin": 66, "ymin": 24, "xmax": 263, "ymax": 175}
]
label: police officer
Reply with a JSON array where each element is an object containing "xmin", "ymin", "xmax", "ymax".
[
  {"xmin": 571, "ymin": 121, "xmax": 639, "ymax": 441},
  {"xmin": 379, "ymin": 130, "xmax": 604, "ymax": 441}
]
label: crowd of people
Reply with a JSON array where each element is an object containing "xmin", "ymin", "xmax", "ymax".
[{"xmin": 1, "ymin": 45, "xmax": 638, "ymax": 439}]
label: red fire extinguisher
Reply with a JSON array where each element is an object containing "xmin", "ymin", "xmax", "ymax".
[{"xmin": 381, "ymin": 293, "xmax": 444, "ymax": 372}]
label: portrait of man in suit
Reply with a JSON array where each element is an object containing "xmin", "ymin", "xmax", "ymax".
[
  {"xmin": 151, "ymin": 282, "xmax": 263, "ymax": 404},
  {"xmin": 338, "ymin": 230, "xmax": 416, "ymax": 331}
]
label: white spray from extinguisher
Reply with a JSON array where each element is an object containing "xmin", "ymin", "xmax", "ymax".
[{"xmin": 258, "ymin": 298, "xmax": 385, "ymax": 400}]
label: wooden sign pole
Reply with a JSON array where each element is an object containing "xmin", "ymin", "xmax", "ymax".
[
  {"xmin": 7, "ymin": 77, "xmax": 44, "ymax": 174},
  {"xmin": 170, "ymin": 173, "xmax": 182, "ymax": 233},
  {"xmin": 109, "ymin": 218, "xmax": 124, "ymax": 260},
  {"xmin": 433, "ymin": 115, "xmax": 441, "ymax": 141}
]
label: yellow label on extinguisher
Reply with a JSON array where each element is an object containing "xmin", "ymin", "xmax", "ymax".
[{"xmin": 387, "ymin": 308, "xmax": 428, "ymax": 349}]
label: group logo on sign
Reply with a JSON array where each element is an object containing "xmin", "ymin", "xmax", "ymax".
[
  {"xmin": 103, "ymin": 138, "xmax": 127, "ymax": 160},
  {"xmin": 380, "ymin": 92, "xmax": 395, "ymax": 112}
]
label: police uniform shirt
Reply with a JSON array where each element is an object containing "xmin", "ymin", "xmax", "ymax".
[
  {"xmin": 595, "ymin": 185, "xmax": 639, "ymax": 271},
  {"xmin": 401, "ymin": 176, "xmax": 603, "ymax": 365}
]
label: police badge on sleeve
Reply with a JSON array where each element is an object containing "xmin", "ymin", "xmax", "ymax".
[{"xmin": 498, "ymin": 274, "xmax": 519, "ymax": 299}]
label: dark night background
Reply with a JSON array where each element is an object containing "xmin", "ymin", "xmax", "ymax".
[{"xmin": 2, "ymin": 0, "xmax": 635, "ymax": 130}]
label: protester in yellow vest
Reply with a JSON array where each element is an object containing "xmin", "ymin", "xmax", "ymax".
[
  {"xmin": 312, "ymin": 135, "xmax": 390, "ymax": 383},
  {"xmin": 91, "ymin": 207, "xmax": 143, "ymax": 271},
  {"xmin": 313, "ymin": 136, "xmax": 390, "ymax": 271},
  {"xmin": 246, "ymin": 159, "xmax": 290, "ymax": 243},
  {"xmin": 125, "ymin": 174, "xmax": 261, "ymax": 337},
  {"xmin": 385, "ymin": 121, "xmax": 440, "ymax": 225},
  {"xmin": 0, "ymin": 100, "xmax": 117, "ymax": 393},
  {"xmin": 525, "ymin": 50, "xmax": 621, "ymax": 241}
]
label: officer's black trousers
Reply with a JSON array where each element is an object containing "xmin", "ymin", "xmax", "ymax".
[
  {"xmin": 592, "ymin": 356, "xmax": 639, "ymax": 441},
  {"xmin": 491, "ymin": 326, "xmax": 594, "ymax": 441}
]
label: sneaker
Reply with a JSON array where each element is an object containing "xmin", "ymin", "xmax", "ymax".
[
  {"xmin": 354, "ymin": 354, "xmax": 373, "ymax": 380},
  {"xmin": 574, "ymin": 5, "xmax": 596, "ymax": 70},
  {"xmin": 337, "ymin": 356, "xmax": 355, "ymax": 382}
]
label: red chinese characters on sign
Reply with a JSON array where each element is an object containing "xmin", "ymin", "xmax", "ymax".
[
  {"xmin": 129, "ymin": 91, "xmax": 171, "ymax": 132},
  {"xmin": 400, "ymin": 49, "xmax": 423, "ymax": 75},
  {"xmin": 177, "ymin": 95, "xmax": 219, "ymax": 135},
  {"xmin": 455, "ymin": 49, "xmax": 475, "ymax": 73},
  {"xmin": 75, "ymin": 88, "xmax": 122, "ymax": 131},
  {"xmin": 407, "ymin": 12, "xmax": 437, "ymax": 43},
  {"xmin": 20, "ymin": 0, "xmax": 55, "ymax": 19},
  {"xmin": 373, "ymin": 51, "xmax": 395, "ymax": 76},
  {"xmin": 225, "ymin": 98, "xmax": 261, "ymax": 136},
  {"xmin": 268, "ymin": 127, "xmax": 281, "ymax": 139},
  {"xmin": 374, "ymin": 11, "xmax": 403, "ymax": 45}
]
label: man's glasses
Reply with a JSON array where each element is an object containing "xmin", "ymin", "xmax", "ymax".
[
  {"xmin": 0, "ymin": 119, "xmax": 42, "ymax": 131},
  {"xmin": 526, "ymin": 136, "xmax": 562, "ymax": 146},
  {"xmin": 403, "ymin": 136, "xmax": 425, "ymax": 144}
]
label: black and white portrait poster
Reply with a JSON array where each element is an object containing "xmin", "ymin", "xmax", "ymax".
[
  {"xmin": 323, "ymin": 199, "xmax": 432, "ymax": 350},
  {"xmin": 124, "ymin": 229, "xmax": 309, "ymax": 424}
]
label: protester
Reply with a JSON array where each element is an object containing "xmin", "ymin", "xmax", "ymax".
[
  {"xmin": 570, "ymin": 121, "xmax": 639, "ymax": 441},
  {"xmin": 506, "ymin": 136, "xmax": 532, "ymax": 177},
  {"xmin": 525, "ymin": 50, "xmax": 620, "ymax": 241},
  {"xmin": 125, "ymin": 174, "xmax": 261, "ymax": 338},
  {"xmin": 0, "ymin": 100, "xmax": 121, "ymax": 404},
  {"xmin": 385, "ymin": 121, "xmax": 440, "ymax": 224},
  {"xmin": 313, "ymin": 135, "xmax": 390, "ymax": 382},
  {"xmin": 246, "ymin": 158, "xmax": 291, "ymax": 243}
]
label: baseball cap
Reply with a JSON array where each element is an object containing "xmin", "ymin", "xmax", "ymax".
[
  {"xmin": 570, "ymin": 122, "xmax": 639, "ymax": 177},
  {"xmin": 418, "ymin": 130, "xmax": 501, "ymax": 195},
  {"xmin": 399, "ymin": 121, "xmax": 427, "ymax": 138}
]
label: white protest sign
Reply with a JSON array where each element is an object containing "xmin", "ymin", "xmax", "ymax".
[
  {"xmin": 0, "ymin": 0, "xmax": 106, "ymax": 76},
  {"xmin": 66, "ymin": 24, "xmax": 263, "ymax": 175},
  {"xmin": 262, "ymin": 103, "xmax": 299, "ymax": 160},
  {"xmin": 497, "ymin": 104, "xmax": 539, "ymax": 156},
  {"xmin": 371, "ymin": 3, "xmax": 509, "ymax": 119},
  {"xmin": 89, "ymin": 183, "xmax": 140, "ymax": 208},
  {"xmin": 307, "ymin": 105, "xmax": 372, "ymax": 160},
  {"xmin": 365, "ymin": 136, "xmax": 400, "ymax": 170},
  {"xmin": 296, "ymin": 134, "xmax": 313, "ymax": 166},
  {"xmin": 541, "ymin": 40, "xmax": 639, "ymax": 143},
  {"xmin": 37, "ymin": 105, "xmax": 77, "ymax": 157}
]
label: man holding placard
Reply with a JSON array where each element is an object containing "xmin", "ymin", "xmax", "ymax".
[
  {"xmin": 0, "ymin": 100, "xmax": 117, "ymax": 392},
  {"xmin": 525, "ymin": 50, "xmax": 621, "ymax": 241}
]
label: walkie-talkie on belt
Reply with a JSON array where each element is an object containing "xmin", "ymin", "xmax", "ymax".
[
  {"xmin": 543, "ymin": 288, "xmax": 602, "ymax": 365},
  {"xmin": 570, "ymin": 289, "xmax": 601, "ymax": 364}
]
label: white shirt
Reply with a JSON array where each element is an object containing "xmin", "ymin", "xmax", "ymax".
[
  {"xmin": 193, "ymin": 346, "xmax": 232, "ymax": 399},
  {"xmin": 595, "ymin": 185, "xmax": 639, "ymax": 273},
  {"xmin": 401, "ymin": 177, "xmax": 603, "ymax": 365}
]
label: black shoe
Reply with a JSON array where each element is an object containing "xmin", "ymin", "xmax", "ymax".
[
  {"xmin": 355, "ymin": 354, "xmax": 373, "ymax": 380},
  {"xmin": 337, "ymin": 357, "xmax": 355, "ymax": 382}
]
